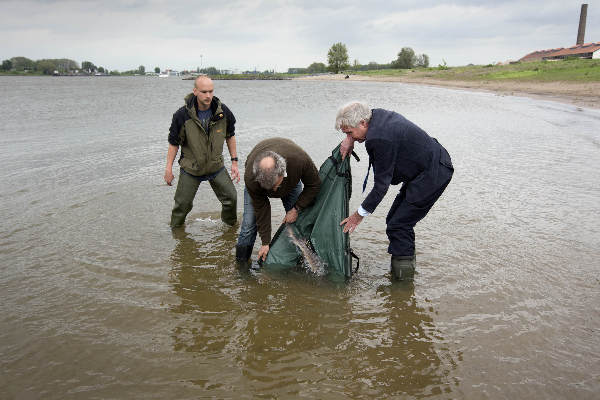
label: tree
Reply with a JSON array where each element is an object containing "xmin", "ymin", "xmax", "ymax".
[
  {"xmin": 367, "ymin": 61, "xmax": 389, "ymax": 70},
  {"xmin": 287, "ymin": 67, "xmax": 307, "ymax": 74},
  {"xmin": 35, "ymin": 59, "xmax": 58, "ymax": 75},
  {"xmin": 327, "ymin": 42, "xmax": 349, "ymax": 73},
  {"xmin": 391, "ymin": 47, "xmax": 416, "ymax": 69},
  {"xmin": 10, "ymin": 56, "xmax": 35, "ymax": 71},
  {"xmin": 307, "ymin": 62, "xmax": 327, "ymax": 73},
  {"xmin": 416, "ymin": 54, "xmax": 429, "ymax": 68},
  {"xmin": 154, "ymin": 67, "xmax": 160, "ymax": 73},
  {"xmin": 1, "ymin": 59, "xmax": 12, "ymax": 71},
  {"xmin": 98, "ymin": 66, "xmax": 105, "ymax": 73},
  {"xmin": 82, "ymin": 61, "xmax": 96, "ymax": 73},
  {"xmin": 138, "ymin": 65, "xmax": 145, "ymax": 74},
  {"xmin": 202, "ymin": 66, "xmax": 219, "ymax": 75},
  {"xmin": 52, "ymin": 58, "xmax": 79, "ymax": 73}
]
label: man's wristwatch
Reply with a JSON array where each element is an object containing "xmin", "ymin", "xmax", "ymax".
[{"xmin": 231, "ymin": 157, "xmax": 238, "ymax": 161}]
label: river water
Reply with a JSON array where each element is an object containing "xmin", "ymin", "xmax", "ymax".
[{"xmin": 1, "ymin": 76, "xmax": 599, "ymax": 399}]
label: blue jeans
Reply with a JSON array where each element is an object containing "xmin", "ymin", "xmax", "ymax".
[{"xmin": 237, "ymin": 182, "xmax": 303, "ymax": 249}]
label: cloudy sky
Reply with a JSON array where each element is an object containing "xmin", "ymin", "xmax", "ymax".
[{"xmin": 1, "ymin": 0, "xmax": 599, "ymax": 72}]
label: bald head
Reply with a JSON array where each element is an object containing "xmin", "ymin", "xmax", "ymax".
[
  {"xmin": 194, "ymin": 75, "xmax": 213, "ymax": 89},
  {"xmin": 259, "ymin": 156, "xmax": 276, "ymax": 171},
  {"xmin": 193, "ymin": 75, "xmax": 214, "ymax": 111},
  {"xmin": 253, "ymin": 151, "xmax": 287, "ymax": 190}
]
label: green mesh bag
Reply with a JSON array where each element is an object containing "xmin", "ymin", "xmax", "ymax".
[{"xmin": 263, "ymin": 144, "xmax": 359, "ymax": 277}]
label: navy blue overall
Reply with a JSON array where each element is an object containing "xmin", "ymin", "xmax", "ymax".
[{"xmin": 361, "ymin": 109, "xmax": 454, "ymax": 256}]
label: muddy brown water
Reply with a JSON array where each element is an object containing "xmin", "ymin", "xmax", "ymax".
[{"xmin": 1, "ymin": 76, "xmax": 599, "ymax": 399}]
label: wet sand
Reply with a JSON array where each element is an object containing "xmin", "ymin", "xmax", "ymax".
[{"xmin": 294, "ymin": 74, "xmax": 600, "ymax": 109}]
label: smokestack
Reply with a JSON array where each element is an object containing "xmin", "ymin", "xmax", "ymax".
[{"xmin": 577, "ymin": 4, "xmax": 588, "ymax": 45}]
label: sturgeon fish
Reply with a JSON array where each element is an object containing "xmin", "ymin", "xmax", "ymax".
[{"xmin": 286, "ymin": 225, "xmax": 322, "ymax": 273}]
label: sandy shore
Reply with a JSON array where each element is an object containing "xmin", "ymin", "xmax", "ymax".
[{"xmin": 294, "ymin": 74, "xmax": 600, "ymax": 110}]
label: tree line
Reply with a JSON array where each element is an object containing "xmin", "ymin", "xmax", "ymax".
[
  {"xmin": 0, "ymin": 56, "xmax": 150, "ymax": 75},
  {"xmin": 0, "ymin": 57, "xmax": 272, "ymax": 76},
  {"xmin": 288, "ymin": 43, "xmax": 430, "ymax": 74},
  {"xmin": 3, "ymin": 45, "xmax": 431, "ymax": 77}
]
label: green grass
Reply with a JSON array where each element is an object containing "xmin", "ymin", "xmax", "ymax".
[
  {"xmin": 0, "ymin": 70, "xmax": 45, "ymax": 76},
  {"xmin": 210, "ymin": 73, "xmax": 291, "ymax": 80},
  {"xmin": 349, "ymin": 69, "xmax": 409, "ymax": 77},
  {"xmin": 485, "ymin": 70, "xmax": 540, "ymax": 79},
  {"xmin": 405, "ymin": 58, "xmax": 600, "ymax": 82},
  {"xmin": 289, "ymin": 59, "xmax": 600, "ymax": 82}
]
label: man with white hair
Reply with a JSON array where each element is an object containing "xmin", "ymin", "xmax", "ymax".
[
  {"xmin": 236, "ymin": 138, "xmax": 321, "ymax": 263},
  {"xmin": 336, "ymin": 102, "xmax": 453, "ymax": 281}
]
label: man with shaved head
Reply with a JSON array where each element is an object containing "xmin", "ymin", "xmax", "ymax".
[
  {"xmin": 236, "ymin": 138, "xmax": 321, "ymax": 263},
  {"xmin": 165, "ymin": 76, "xmax": 240, "ymax": 227}
]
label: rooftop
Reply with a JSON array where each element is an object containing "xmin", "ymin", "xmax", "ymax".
[{"xmin": 520, "ymin": 42, "xmax": 600, "ymax": 61}]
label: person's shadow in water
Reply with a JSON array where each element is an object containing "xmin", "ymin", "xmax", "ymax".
[
  {"xmin": 168, "ymin": 222, "xmax": 243, "ymax": 313},
  {"xmin": 167, "ymin": 224, "xmax": 460, "ymax": 396},
  {"xmin": 351, "ymin": 281, "xmax": 460, "ymax": 397},
  {"xmin": 167, "ymin": 221, "xmax": 261, "ymax": 355}
]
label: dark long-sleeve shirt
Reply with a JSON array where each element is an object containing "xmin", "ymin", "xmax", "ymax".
[
  {"xmin": 245, "ymin": 138, "xmax": 321, "ymax": 245},
  {"xmin": 362, "ymin": 109, "xmax": 453, "ymax": 213}
]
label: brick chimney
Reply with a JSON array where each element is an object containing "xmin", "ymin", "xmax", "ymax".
[{"xmin": 577, "ymin": 4, "xmax": 588, "ymax": 45}]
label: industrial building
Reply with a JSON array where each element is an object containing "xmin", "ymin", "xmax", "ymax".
[
  {"xmin": 520, "ymin": 43, "xmax": 600, "ymax": 62},
  {"xmin": 520, "ymin": 4, "xmax": 598, "ymax": 62}
]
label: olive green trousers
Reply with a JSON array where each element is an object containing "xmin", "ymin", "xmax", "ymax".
[{"xmin": 170, "ymin": 168, "xmax": 237, "ymax": 227}]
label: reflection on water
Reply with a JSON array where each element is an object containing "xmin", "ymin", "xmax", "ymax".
[
  {"xmin": 1, "ymin": 76, "xmax": 599, "ymax": 399},
  {"xmin": 168, "ymin": 219, "xmax": 458, "ymax": 397}
]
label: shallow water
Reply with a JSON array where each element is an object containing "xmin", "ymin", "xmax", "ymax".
[{"xmin": 1, "ymin": 76, "xmax": 599, "ymax": 399}]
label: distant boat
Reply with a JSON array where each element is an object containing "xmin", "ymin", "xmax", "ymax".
[{"xmin": 159, "ymin": 70, "xmax": 180, "ymax": 78}]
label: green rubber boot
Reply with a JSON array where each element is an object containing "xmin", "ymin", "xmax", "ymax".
[
  {"xmin": 391, "ymin": 255, "xmax": 416, "ymax": 281},
  {"xmin": 209, "ymin": 169, "xmax": 237, "ymax": 226},
  {"xmin": 170, "ymin": 171, "xmax": 201, "ymax": 227}
]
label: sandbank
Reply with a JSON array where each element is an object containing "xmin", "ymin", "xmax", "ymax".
[{"xmin": 294, "ymin": 74, "xmax": 600, "ymax": 110}]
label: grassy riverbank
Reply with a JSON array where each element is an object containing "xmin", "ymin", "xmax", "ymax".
[
  {"xmin": 208, "ymin": 73, "xmax": 291, "ymax": 80},
  {"xmin": 348, "ymin": 58, "xmax": 600, "ymax": 82},
  {"xmin": 0, "ymin": 71, "xmax": 47, "ymax": 76},
  {"xmin": 3, "ymin": 59, "xmax": 598, "ymax": 108},
  {"xmin": 296, "ymin": 59, "xmax": 600, "ymax": 109}
]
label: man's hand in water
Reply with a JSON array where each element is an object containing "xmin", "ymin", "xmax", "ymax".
[{"xmin": 258, "ymin": 245, "xmax": 270, "ymax": 261}]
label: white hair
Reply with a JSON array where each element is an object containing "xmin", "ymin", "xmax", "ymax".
[
  {"xmin": 334, "ymin": 101, "xmax": 372, "ymax": 130},
  {"xmin": 253, "ymin": 151, "xmax": 287, "ymax": 189}
]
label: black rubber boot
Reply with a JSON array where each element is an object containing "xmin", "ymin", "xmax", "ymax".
[
  {"xmin": 391, "ymin": 255, "xmax": 416, "ymax": 281},
  {"xmin": 235, "ymin": 244, "xmax": 253, "ymax": 263}
]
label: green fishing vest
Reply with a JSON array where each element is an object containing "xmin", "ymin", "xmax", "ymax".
[{"xmin": 179, "ymin": 94, "xmax": 228, "ymax": 176}]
